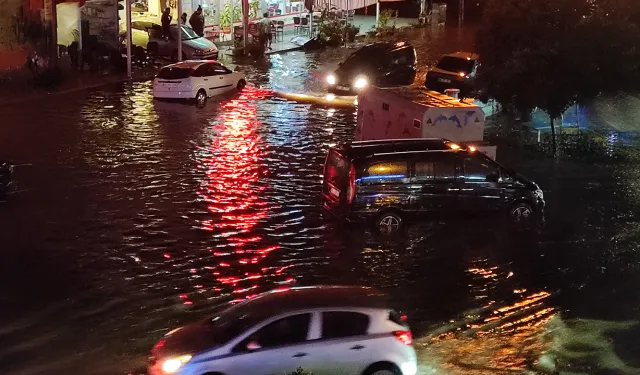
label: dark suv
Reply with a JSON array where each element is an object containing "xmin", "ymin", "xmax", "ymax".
[
  {"xmin": 326, "ymin": 41, "xmax": 417, "ymax": 95},
  {"xmin": 322, "ymin": 139, "xmax": 544, "ymax": 233}
]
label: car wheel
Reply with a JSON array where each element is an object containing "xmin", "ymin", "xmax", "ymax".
[
  {"xmin": 508, "ymin": 202, "xmax": 534, "ymax": 225},
  {"xmin": 363, "ymin": 363, "xmax": 402, "ymax": 375},
  {"xmin": 195, "ymin": 89, "xmax": 207, "ymax": 107},
  {"xmin": 236, "ymin": 79, "xmax": 246, "ymax": 90},
  {"xmin": 374, "ymin": 211, "xmax": 403, "ymax": 234}
]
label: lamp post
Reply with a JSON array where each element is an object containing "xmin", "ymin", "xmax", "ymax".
[
  {"xmin": 126, "ymin": 0, "xmax": 132, "ymax": 77},
  {"xmin": 177, "ymin": 0, "xmax": 182, "ymax": 61}
]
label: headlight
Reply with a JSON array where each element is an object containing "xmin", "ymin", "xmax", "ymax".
[
  {"xmin": 326, "ymin": 74, "xmax": 336, "ymax": 85},
  {"xmin": 194, "ymin": 49, "xmax": 203, "ymax": 54},
  {"xmin": 534, "ymin": 188, "xmax": 544, "ymax": 200},
  {"xmin": 161, "ymin": 355, "xmax": 192, "ymax": 373},
  {"xmin": 354, "ymin": 76, "xmax": 368, "ymax": 89}
]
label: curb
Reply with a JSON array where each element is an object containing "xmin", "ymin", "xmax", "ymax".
[{"xmin": 0, "ymin": 72, "xmax": 157, "ymax": 106}]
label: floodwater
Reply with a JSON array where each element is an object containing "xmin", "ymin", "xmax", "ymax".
[{"xmin": 1, "ymin": 26, "xmax": 640, "ymax": 375}]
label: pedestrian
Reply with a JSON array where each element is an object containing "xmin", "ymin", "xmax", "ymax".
[
  {"xmin": 181, "ymin": 12, "xmax": 187, "ymax": 25},
  {"xmin": 161, "ymin": 8, "xmax": 172, "ymax": 37},
  {"xmin": 260, "ymin": 13, "xmax": 272, "ymax": 50},
  {"xmin": 189, "ymin": 6, "xmax": 205, "ymax": 37}
]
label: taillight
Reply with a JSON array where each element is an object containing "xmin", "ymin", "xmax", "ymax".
[
  {"xmin": 347, "ymin": 164, "xmax": 356, "ymax": 204},
  {"xmin": 393, "ymin": 330, "xmax": 413, "ymax": 346}
]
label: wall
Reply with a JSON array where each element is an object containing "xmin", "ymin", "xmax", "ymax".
[{"xmin": 0, "ymin": 0, "xmax": 28, "ymax": 71}]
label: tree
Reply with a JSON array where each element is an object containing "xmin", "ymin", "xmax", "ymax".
[{"xmin": 476, "ymin": 0, "xmax": 640, "ymax": 151}]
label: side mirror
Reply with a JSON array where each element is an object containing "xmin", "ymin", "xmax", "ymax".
[{"xmin": 486, "ymin": 173, "xmax": 499, "ymax": 183}]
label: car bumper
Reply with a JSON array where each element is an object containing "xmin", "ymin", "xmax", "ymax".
[
  {"xmin": 425, "ymin": 75, "xmax": 469, "ymax": 93},
  {"xmin": 153, "ymin": 89, "xmax": 196, "ymax": 100},
  {"xmin": 192, "ymin": 51, "xmax": 219, "ymax": 60}
]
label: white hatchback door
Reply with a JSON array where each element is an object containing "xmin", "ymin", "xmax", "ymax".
[
  {"xmin": 306, "ymin": 310, "xmax": 374, "ymax": 375},
  {"xmin": 224, "ymin": 312, "xmax": 316, "ymax": 375},
  {"xmin": 208, "ymin": 63, "xmax": 237, "ymax": 96}
]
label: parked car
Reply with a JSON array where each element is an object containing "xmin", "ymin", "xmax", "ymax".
[
  {"xmin": 148, "ymin": 285, "xmax": 417, "ymax": 375},
  {"xmin": 424, "ymin": 52, "xmax": 479, "ymax": 97},
  {"xmin": 153, "ymin": 60, "xmax": 246, "ymax": 106},
  {"xmin": 322, "ymin": 139, "xmax": 544, "ymax": 233},
  {"xmin": 326, "ymin": 41, "xmax": 417, "ymax": 95},
  {"xmin": 124, "ymin": 21, "xmax": 219, "ymax": 61}
]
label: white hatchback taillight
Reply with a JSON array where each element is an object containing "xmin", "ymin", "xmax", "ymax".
[{"xmin": 393, "ymin": 330, "xmax": 413, "ymax": 346}]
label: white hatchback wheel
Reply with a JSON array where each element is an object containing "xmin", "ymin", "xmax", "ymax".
[{"xmin": 370, "ymin": 371, "xmax": 396, "ymax": 375}]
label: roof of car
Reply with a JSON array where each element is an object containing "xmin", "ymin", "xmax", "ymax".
[
  {"xmin": 236, "ymin": 285, "xmax": 388, "ymax": 313},
  {"xmin": 445, "ymin": 51, "xmax": 479, "ymax": 61},
  {"xmin": 357, "ymin": 41, "xmax": 414, "ymax": 55},
  {"xmin": 164, "ymin": 60, "xmax": 224, "ymax": 69},
  {"xmin": 335, "ymin": 139, "xmax": 455, "ymax": 159}
]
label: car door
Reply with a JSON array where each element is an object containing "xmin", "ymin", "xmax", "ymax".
[
  {"xmin": 190, "ymin": 64, "xmax": 211, "ymax": 95},
  {"xmin": 358, "ymin": 159, "xmax": 411, "ymax": 214},
  {"xmin": 306, "ymin": 311, "xmax": 373, "ymax": 375},
  {"xmin": 209, "ymin": 63, "xmax": 235, "ymax": 95},
  {"xmin": 409, "ymin": 152, "xmax": 460, "ymax": 213},
  {"xmin": 226, "ymin": 313, "xmax": 315, "ymax": 375},
  {"xmin": 388, "ymin": 47, "xmax": 416, "ymax": 85},
  {"xmin": 459, "ymin": 153, "xmax": 506, "ymax": 212}
]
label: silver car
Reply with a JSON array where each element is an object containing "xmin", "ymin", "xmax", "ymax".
[{"xmin": 130, "ymin": 22, "xmax": 219, "ymax": 61}]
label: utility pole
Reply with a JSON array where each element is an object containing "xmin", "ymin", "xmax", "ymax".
[
  {"xmin": 177, "ymin": 0, "xmax": 182, "ymax": 61},
  {"xmin": 50, "ymin": 0, "xmax": 58, "ymax": 65},
  {"xmin": 458, "ymin": 0, "xmax": 464, "ymax": 27},
  {"xmin": 126, "ymin": 0, "xmax": 132, "ymax": 77}
]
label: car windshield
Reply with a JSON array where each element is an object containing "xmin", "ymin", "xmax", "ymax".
[
  {"xmin": 341, "ymin": 47, "xmax": 380, "ymax": 70},
  {"xmin": 157, "ymin": 67, "xmax": 193, "ymax": 79},
  {"xmin": 436, "ymin": 56, "xmax": 476, "ymax": 74},
  {"xmin": 206, "ymin": 301, "xmax": 270, "ymax": 343},
  {"xmin": 178, "ymin": 25, "xmax": 200, "ymax": 40}
]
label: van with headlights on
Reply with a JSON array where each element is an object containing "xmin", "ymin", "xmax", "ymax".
[
  {"xmin": 326, "ymin": 41, "xmax": 417, "ymax": 95},
  {"xmin": 322, "ymin": 139, "xmax": 545, "ymax": 233}
]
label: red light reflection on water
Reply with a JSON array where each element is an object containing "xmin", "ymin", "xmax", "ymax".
[{"xmin": 181, "ymin": 87, "xmax": 291, "ymax": 306}]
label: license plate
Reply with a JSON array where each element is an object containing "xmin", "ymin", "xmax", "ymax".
[
  {"xmin": 438, "ymin": 78, "xmax": 451, "ymax": 83},
  {"xmin": 163, "ymin": 83, "xmax": 178, "ymax": 87},
  {"xmin": 330, "ymin": 186, "xmax": 340, "ymax": 197},
  {"xmin": 336, "ymin": 85, "xmax": 349, "ymax": 91}
]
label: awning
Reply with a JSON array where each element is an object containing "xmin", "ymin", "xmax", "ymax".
[{"xmin": 29, "ymin": 0, "xmax": 86, "ymax": 10}]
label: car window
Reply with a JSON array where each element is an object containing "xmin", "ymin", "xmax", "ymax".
[
  {"xmin": 414, "ymin": 153, "xmax": 456, "ymax": 180},
  {"xmin": 321, "ymin": 311, "xmax": 370, "ymax": 339},
  {"xmin": 363, "ymin": 161, "xmax": 407, "ymax": 184},
  {"xmin": 156, "ymin": 67, "xmax": 193, "ymax": 79},
  {"xmin": 390, "ymin": 48, "xmax": 414, "ymax": 66},
  {"xmin": 463, "ymin": 155, "xmax": 500, "ymax": 181},
  {"xmin": 244, "ymin": 313, "xmax": 311, "ymax": 349},
  {"xmin": 210, "ymin": 64, "xmax": 231, "ymax": 75},
  {"xmin": 192, "ymin": 65, "xmax": 210, "ymax": 77},
  {"xmin": 436, "ymin": 56, "xmax": 476, "ymax": 74}
]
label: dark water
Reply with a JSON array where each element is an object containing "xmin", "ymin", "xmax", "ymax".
[{"xmin": 1, "ymin": 27, "xmax": 640, "ymax": 375}]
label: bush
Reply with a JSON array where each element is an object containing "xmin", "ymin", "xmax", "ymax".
[{"xmin": 344, "ymin": 24, "xmax": 360, "ymax": 42}]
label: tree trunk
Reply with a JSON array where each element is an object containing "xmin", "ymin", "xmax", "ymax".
[{"xmin": 550, "ymin": 116, "xmax": 557, "ymax": 155}]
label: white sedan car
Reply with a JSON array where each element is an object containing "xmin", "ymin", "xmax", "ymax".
[
  {"xmin": 148, "ymin": 286, "xmax": 417, "ymax": 375},
  {"xmin": 153, "ymin": 61, "xmax": 246, "ymax": 106}
]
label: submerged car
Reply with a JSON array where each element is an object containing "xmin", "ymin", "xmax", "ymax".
[
  {"xmin": 148, "ymin": 285, "xmax": 417, "ymax": 375},
  {"xmin": 322, "ymin": 139, "xmax": 544, "ymax": 233},
  {"xmin": 153, "ymin": 60, "xmax": 246, "ymax": 106},
  {"xmin": 326, "ymin": 41, "xmax": 417, "ymax": 95},
  {"xmin": 424, "ymin": 52, "xmax": 479, "ymax": 97}
]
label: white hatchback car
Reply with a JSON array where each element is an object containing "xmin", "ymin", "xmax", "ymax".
[
  {"xmin": 148, "ymin": 286, "xmax": 417, "ymax": 375},
  {"xmin": 153, "ymin": 61, "xmax": 246, "ymax": 106}
]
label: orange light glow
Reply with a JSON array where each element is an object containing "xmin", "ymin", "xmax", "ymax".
[
  {"xmin": 449, "ymin": 143, "xmax": 461, "ymax": 150},
  {"xmin": 469, "ymin": 146, "xmax": 477, "ymax": 152},
  {"xmin": 459, "ymin": 72, "xmax": 466, "ymax": 77}
]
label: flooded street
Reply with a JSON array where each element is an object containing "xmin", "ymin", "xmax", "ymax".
[{"xmin": 1, "ymin": 26, "xmax": 640, "ymax": 375}]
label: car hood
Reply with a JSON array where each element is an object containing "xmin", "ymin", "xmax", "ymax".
[
  {"xmin": 513, "ymin": 174, "xmax": 538, "ymax": 190},
  {"xmin": 152, "ymin": 321, "xmax": 220, "ymax": 358},
  {"xmin": 183, "ymin": 37, "xmax": 217, "ymax": 51},
  {"xmin": 334, "ymin": 64, "xmax": 378, "ymax": 82}
]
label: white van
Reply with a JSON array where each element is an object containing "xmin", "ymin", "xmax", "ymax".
[{"xmin": 356, "ymin": 86, "xmax": 496, "ymax": 159}]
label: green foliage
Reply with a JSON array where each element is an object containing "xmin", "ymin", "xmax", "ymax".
[
  {"xmin": 344, "ymin": 24, "xmax": 360, "ymax": 42},
  {"xmin": 220, "ymin": 2, "xmax": 242, "ymax": 30},
  {"xmin": 289, "ymin": 368, "xmax": 314, "ymax": 375},
  {"xmin": 317, "ymin": 10, "xmax": 344, "ymax": 46},
  {"xmin": 249, "ymin": 0, "xmax": 260, "ymax": 19},
  {"xmin": 377, "ymin": 9, "xmax": 396, "ymax": 29},
  {"xmin": 477, "ymin": 0, "xmax": 640, "ymax": 140}
]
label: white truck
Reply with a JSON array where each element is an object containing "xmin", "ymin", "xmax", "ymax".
[{"xmin": 355, "ymin": 86, "xmax": 496, "ymax": 159}]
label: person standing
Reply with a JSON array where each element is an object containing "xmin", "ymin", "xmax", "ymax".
[
  {"xmin": 189, "ymin": 6, "xmax": 205, "ymax": 37},
  {"xmin": 259, "ymin": 13, "xmax": 272, "ymax": 50},
  {"xmin": 181, "ymin": 12, "xmax": 188, "ymax": 25},
  {"xmin": 161, "ymin": 8, "xmax": 172, "ymax": 37}
]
